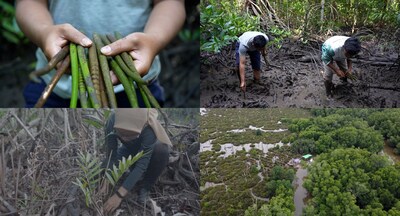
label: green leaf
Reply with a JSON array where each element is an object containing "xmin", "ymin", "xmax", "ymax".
[
  {"xmin": 83, "ymin": 118, "xmax": 103, "ymax": 129},
  {"xmin": 0, "ymin": 2, "xmax": 15, "ymax": 14},
  {"xmin": 87, "ymin": 157, "xmax": 98, "ymax": 170},
  {"xmin": 2, "ymin": 31, "xmax": 20, "ymax": 44},
  {"xmin": 88, "ymin": 165, "xmax": 102, "ymax": 181},
  {"xmin": 105, "ymin": 172, "xmax": 116, "ymax": 186}
]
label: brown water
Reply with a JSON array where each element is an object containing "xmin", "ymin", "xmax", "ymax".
[
  {"xmin": 383, "ymin": 142, "xmax": 400, "ymax": 163},
  {"xmin": 293, "ymin": 167, "xmax": 308, "ymax": 216}
]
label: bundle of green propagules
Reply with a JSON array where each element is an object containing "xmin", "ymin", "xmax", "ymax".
[{"xmin": 29, "ymin": 32, "xmax": 160, "ymax": 108}]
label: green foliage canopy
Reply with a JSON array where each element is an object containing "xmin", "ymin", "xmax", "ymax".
[
  {"xmin": 200, "ymin": 0, "xmax": 260, "ymax": 53},
  {"xmin": 304, "ymin": 148, "xmax": 400, "ymax": 215},
  {"xmin": 289, "ymin": 114, "xmax": 384, "ymax": 155}
]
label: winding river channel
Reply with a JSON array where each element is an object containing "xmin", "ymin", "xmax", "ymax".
[{"xmin": 293, "ymin": 166, "xmax": 308, "ymax": 216}]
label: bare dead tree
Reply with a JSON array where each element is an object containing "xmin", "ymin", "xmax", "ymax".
[{"xmin": 244, "ymin": 0, "xmax": 288, "ymax": 30}]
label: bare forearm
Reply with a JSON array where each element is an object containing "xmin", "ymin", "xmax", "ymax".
[
  {"xmin": 347, "ymin": 59, "xmax": 353, "ymax": 72},
  {"xmin": 145, "ymin": 0, "xmax": 185, "ymax": 54},
  {"xmin": 240, "ymin": 64, "xmax": 245, "ymax": 83},
  {"xmin": 327, "ymin": 62, "xmax": 340, "ymax": 74},
  {"xmin": 16, "ymin": 0, "xmax": 52, "ymax": 48},
  {"xmin": 117, "ymin": 186, "xmax": 128, "ymax": 197}
]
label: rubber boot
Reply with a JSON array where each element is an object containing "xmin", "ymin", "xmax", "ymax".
[{"xmin": 324, "ymin": 80, "xmax": 334, "ymax": 98}]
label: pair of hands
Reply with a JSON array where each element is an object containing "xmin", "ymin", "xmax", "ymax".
[
  {"xmin": 40, "ymin": 24, "xmax": 159, "ymax": 84},
  {"xmin": 336, "ymin": 69, "xmax": 352, "ymax": 78}
]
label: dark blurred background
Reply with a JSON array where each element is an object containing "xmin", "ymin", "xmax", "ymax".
[{"xmin": 0, "ymin": 0, "xmax": 199, "ymax": 108}]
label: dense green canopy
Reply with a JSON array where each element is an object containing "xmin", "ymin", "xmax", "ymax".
[{"xmin": 304, "ymin": 148, "xmax": 400, "ymax": 215}]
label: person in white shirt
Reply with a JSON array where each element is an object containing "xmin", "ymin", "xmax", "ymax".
[
  {"xmin": 321, "ymin": 36, "xmax": 361, "ymax": 97},
  {"xmin": 235, "ymin": 31, "xmax": 269, "ymax": 92}
]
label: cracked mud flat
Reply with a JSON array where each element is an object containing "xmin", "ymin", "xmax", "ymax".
[{"xmin": 200, "ymin": 38, "xmax": 400, "ymax": 108}]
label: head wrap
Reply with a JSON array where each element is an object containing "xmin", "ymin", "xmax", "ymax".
[{"xmin": 114, "ymin": 108, "xmax": 172, "ymax": 146}]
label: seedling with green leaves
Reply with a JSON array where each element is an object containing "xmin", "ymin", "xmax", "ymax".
[
  {"xmin": 73, "ymin": 151, "xmax": 103, "ymax": 207},
  {"xmin": 105, "ymin": 151, "xmax": 144, "ymax": 187},
  {"xmin": 73, "ymin": 150, "xmax": 144, "ymax": 209}
]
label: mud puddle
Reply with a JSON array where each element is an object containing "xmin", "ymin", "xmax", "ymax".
[
  {"xmin": 200, "ymin": 140, "xmax": 287, "ymax": 158},
  {"xmin": 383, "ymin": 142, "xmax": 400, "ymax": 164}
]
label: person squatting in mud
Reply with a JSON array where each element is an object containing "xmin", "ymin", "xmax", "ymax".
[
  {"xmin": 236, "ymin": 31, "xmax": 270, "ymax": 92},
  {"xmin": 321, "ymin": 36, "xmax": 361, "ymax": 98},
  {"xmin": 102, "ymin": 109, "xmax": 171, "ymax": 214}
]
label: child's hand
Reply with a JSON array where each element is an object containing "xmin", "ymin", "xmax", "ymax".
[
  {"xmin": 100, "ymin": 32, "xmax": 160, "ymax": 83},
  {"xmin": 40, "ymin": 24, "xmax": 92, "ymax": 61}
]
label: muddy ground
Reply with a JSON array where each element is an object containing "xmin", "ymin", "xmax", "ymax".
[
  {"xmin": 200, "ymin": 31, "xmax": 400, "ymax": 108},
  {"xmin": 0, "ymin": 109, "xmax": 199, "ymax": 216}
]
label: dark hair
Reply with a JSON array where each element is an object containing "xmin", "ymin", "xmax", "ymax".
[
  {"xmin": 253, "ymin": 35, "xmax": 267, "ymax": 48},
  {"xmin": 344, "ymin": 37, "xmax": 361, "ymax": 56}
]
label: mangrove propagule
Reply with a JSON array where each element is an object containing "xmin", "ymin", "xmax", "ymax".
[
  {"xmin": 78, "ymin": 67, "xmax": 89, "ymax": 108},
  {"xmin": 29, "ymin": 46, "xmax": 69, "ymax": 83},
  {"xmin": 88, "ymin": 43, "xmax": 102, "ymax": 105},
  {"xmin": 110, "ymin": 60, "xmax": 139, "ymax": 108},
  {"xmin": 93, "ymin": 33, "xmax": 117, "ymax": 108},
  {"xmin": 69, "ymin": 43, "xmax": 79, "ymax": 108},
  {"xmin": 77, "ymin": 45, "xmax": 101, "ymax": 108},
  {"xmin": 34, "ymin": 56, "xmax": 71, "ymax": 108}
]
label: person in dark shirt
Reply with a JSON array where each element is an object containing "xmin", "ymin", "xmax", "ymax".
[{"xmin": 102, "ymin": 109, "xmax": 171, "ymax": 214}]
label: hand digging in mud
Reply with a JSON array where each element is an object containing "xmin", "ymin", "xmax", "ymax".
[{"xmin": 240, "ymin": 82, "xmax": 246, "ymax": 98}]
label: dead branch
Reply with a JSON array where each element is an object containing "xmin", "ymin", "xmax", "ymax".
[
  {"xmin": 11, "ymin": 111, "xmax": 40, "ymax": 154},
  {"xmin": 245, "ymin": 0, "xmax": 288, "ymax": 30},
  {"xmin": 298, "ymin": 54, "xmax": 398, "ymax": 66},
  {"xmin": 0, "ymin": 195, "xmax": 17, "ymax": 215}
]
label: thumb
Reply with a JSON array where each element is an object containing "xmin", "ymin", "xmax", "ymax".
[
  {"xmin": 100, "ymin": 37, "xmax": 136, "ymax": 56},
  {"xmin": 62, "ymin": 24, "xmax": 92, "ymax": 47}
]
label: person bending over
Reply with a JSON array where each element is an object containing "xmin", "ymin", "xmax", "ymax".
[
  {"xmin": 236, "ymin": 31, "xmax": 269, "ymax": 92},
  {"xmin": 321, "ymin": 36, "xmax": 361, "ymax": 98},
  {"xmin": 102, "ymin": 109, "xmax": 171, "ymax": 214}
]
